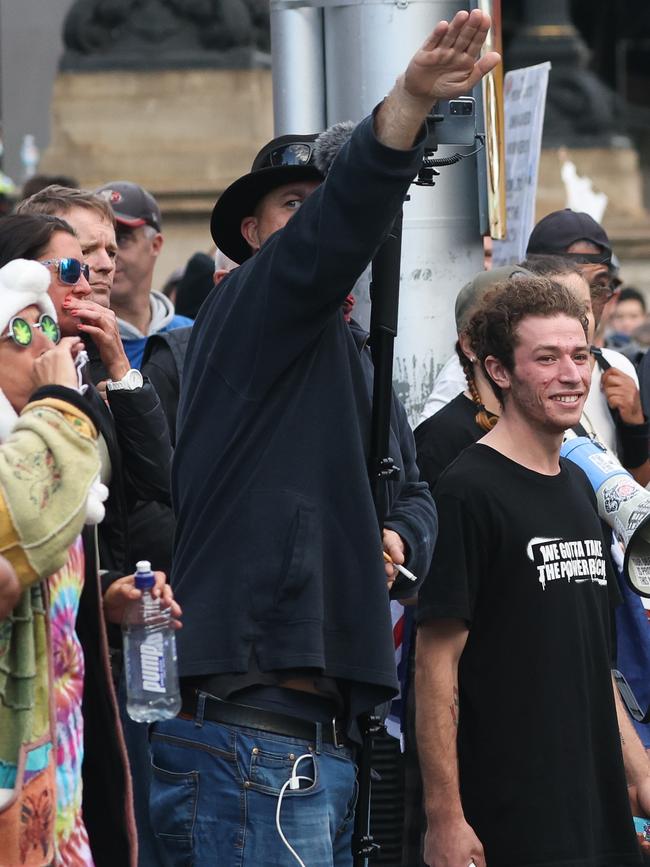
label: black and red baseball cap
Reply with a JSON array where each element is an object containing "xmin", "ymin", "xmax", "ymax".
[{"xmin": 96, "ymin": 181, "xmax": 162, "ymax": 232}]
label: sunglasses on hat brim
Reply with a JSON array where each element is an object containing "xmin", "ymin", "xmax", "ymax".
[
  {"xmin": 1, "ymin": 314, "xmax": 61, "ymax": 347},
  {"xmin": 259, "ymin": 142, "xmax": 315, "ymax": 169},
  {"xmin": 39, "ymin": 257, "xmax": 90, "ymax": 286}
]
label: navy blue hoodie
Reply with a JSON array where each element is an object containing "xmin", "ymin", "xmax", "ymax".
[{"xmin": 172, "ymin": 113, "xmax": 437, "ymax": 718}]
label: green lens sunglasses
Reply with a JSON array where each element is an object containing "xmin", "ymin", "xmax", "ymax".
[{"xmin": 1, "ymin": 314, "xmax": 61, "ymax": 347}]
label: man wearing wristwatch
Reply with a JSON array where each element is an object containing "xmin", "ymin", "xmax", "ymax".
[{"xmin": 106, "ymin": 367, "xmax": 144, "ymax": 392}]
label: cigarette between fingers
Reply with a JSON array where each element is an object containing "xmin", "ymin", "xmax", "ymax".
[
  {"xmin": 394, "ymin": 562, "xmax": 418, "ymax": 582},
  {"xmin": 383, "ymin": 551, "xmax": 418, "ymax": 582}
]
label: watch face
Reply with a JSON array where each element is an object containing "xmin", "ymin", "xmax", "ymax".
[{"xmin": 125, "ymin": 370, "xmax": 143, "ymax": 389}]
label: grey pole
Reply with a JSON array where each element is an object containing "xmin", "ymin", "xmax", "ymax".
[
  {"xmin": 270, "ymin": 1, "xmax": 326, "ymax": 135},
  {"xmin": 270, "ymin": 0, "xmax": 484, "ymax": 425}
]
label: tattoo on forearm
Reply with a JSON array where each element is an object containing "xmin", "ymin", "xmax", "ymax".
[
  {"xmin": 620, "ymin": 729, "xmax": 626, "ymax": 747},
  {"xmin": 450, "ymin": 687, "xmax": 459, "ymax": 728}
]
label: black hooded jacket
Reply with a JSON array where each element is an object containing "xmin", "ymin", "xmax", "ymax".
[{"xmin": 172, "ymin": 114, "xmax": 437, "ymax": 728}]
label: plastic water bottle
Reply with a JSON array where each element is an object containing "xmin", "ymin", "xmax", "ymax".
[
  {"xmin": 20, "ymin": 134, "xmax": 39, "ymax": 181},
  {"xmin": 123, "ymin": 561, "xmax": 181, "ymax": 722}
]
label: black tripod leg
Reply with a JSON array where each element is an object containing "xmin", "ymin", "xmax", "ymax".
[{"xmin": 352, "ymin": 716, "xmax": 383, "ymax": 866}]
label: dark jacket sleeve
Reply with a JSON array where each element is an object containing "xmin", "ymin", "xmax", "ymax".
[
  {"xmin": 141, "ymin": 339, "xmax": 182, "ymax": 447},
  {"xmin": 384, "ymin": 393, "xmax": 438, "ymax": 600},
  {"xmin": 106, "ymin": 377, "xmax": 173, "ymax": 506}
]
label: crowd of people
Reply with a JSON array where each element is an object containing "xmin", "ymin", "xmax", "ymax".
[{"xmin": 0, "ymin": 8, "xmax": 649, "ymax": 867}]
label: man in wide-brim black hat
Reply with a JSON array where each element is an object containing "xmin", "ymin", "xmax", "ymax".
[
  {"xmin": 210, "ymin": 133, "xmax": 324, "ymax": 266},
  {"xmin": 154, "ymin": 11, "xmax": 498, "ymax": 866}
]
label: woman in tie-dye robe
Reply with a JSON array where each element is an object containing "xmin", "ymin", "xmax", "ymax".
[{"xmin": 0, "ymin": 258, "xmax": 103, "ymax": 865}]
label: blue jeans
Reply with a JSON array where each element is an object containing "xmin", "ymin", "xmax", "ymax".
[
  {"xmin": 148, "ymin": 703, "xmax": 358, "ymax": 866},
  {"xmin": 117, "ymin": 673, "xmax": 169, "ymax": 866}
]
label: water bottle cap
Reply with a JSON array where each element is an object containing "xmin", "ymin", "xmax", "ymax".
[{"xmin": 134, "ymin": 560, "xmax": 155, "ymax": 590}]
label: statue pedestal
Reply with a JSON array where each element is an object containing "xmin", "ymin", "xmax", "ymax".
[{"xmin": 41, "ymin": 68, "xmax": 274, "ymax": 284}]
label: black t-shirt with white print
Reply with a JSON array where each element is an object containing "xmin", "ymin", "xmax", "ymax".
[{"xmin": 417, "ymin": 443, "xmax": 640, "ymax": 867}]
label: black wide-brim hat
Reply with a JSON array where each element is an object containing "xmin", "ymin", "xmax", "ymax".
[{"xmin": 210, "ymin": 133, "xmax": 324, "ymax": 265}]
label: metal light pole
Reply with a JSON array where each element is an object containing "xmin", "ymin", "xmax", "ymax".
[
  {"xmin": 270, "ymin": 0, "xmax": 484, "ymax": 426},
  {"xmin": 270, "ymin": 2, "xmax": 327, "ymax": 134}
]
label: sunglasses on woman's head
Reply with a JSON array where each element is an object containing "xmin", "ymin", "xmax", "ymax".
[
  {"xmin": 1, "ymin": 314, "xmax": 61, "ymax": 347},
  {"xmin": 39, "ymin": 257, "xmax": 90, "ymax": 285}
]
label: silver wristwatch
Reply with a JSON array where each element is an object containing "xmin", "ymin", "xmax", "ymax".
[{"xmin": 106, "ymin": 369, "xmax": 144, "ymax": 392}]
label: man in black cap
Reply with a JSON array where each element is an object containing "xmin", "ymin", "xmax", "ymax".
[
  {"xmin": 526, "ymin": 208, "xmax": 618, "ymax": 322},
  {"xmin": 149, "ymin": 10, "xmax": 499, "ymax": 866},
  {"xmin": 96, "ymin": 181, "xmax": 193, "ymax": 368}
]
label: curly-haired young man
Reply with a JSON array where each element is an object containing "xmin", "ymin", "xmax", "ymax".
[{"xmin": 416, "ymin": 276, "xmax": 650, "ymax": 867}]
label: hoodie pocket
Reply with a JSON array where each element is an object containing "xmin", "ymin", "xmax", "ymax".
[{"xmin": 246, "ymin": 490, "xmax": 322, "ymax": 623}]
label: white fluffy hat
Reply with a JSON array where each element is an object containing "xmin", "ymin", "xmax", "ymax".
[
  {"xmin": 0, "ymin": 259, "xmax": 56, "ymax": 336},
  {"xmin": 0, "ymin": 259, "xmax": 108, "ymax": 525},
  {"xmin": 0, "ymin": 259, "xmax": 58, "ymax": 444}
]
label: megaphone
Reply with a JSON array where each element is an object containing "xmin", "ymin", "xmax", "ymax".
[{"xmin": 560, "ymin": 436, "xmax": 650, "ymax": 598}]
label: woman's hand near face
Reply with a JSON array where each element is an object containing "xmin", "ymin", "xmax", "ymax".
[{"xmin": 32, "ymin": 336, "xmax": 83, "ymax": 391}]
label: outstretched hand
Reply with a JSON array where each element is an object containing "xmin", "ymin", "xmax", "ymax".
[
  {"xmin": 404, "ymin": 9, "xmax": 500, "ymax": 104},
  {"xmin": 376, "ymin": 9, "xmax": 500, "ymax": 150}
]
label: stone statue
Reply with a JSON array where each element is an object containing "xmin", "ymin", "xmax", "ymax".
[
  {"xmin": 506, "ymin": 0, "xmax": 625, "ymax": 148},
  {"xmin": 61, "ymin": 0, "xmax": 271, "ymax": 71}
]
